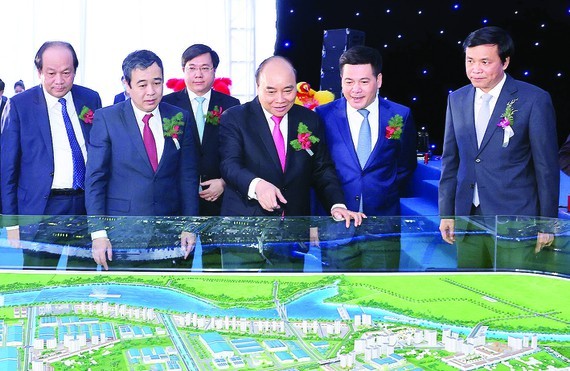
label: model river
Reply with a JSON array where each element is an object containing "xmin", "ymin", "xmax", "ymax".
[{"xmin": 1, "ymin": 283, "xmax": 568, "ymax": 341}]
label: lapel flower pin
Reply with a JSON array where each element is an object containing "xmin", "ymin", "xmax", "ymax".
[
  {"xmin": 290, "ymin": 122, "xmax": 319, "ymax": 156},
  {"xmin": 163, "ymin": 112, "xmax": 185, "ymax": 149},
  {"xmin": 78, "ymin": 106, "xmax": 94, "ymax": 124},
  {"xmin": 205, "ymin": 106, "xmax": 223, "ymax": 125},
  {"xmin": 497, "ymin": 98, "xmax": 518, "ymax": 147},
  {"xmin": 386, "ymin": 114, "xmax": 403, "ymax": 139}
]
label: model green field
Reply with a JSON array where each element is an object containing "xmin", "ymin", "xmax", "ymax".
[{"xmin": 0, "ymin": 272, "xmax": 568, "ymax": 333}]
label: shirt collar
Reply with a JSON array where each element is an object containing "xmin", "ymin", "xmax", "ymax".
[
  {"xmin": 346, "ymin": 94, "xmax": 379, "ymax": 116},
  {"xmin": 187, "ymin": 89, "xmax": 212, "ymax": 103},
  {"xmin": 42, "ymin": 86, "xmax": 73, "ymax": 109},
  {"xmin": 476, "ymin": 73, "xmax": 507, "ymax": 100},
  {"xmin": 130, "ymin": 100, "xmax": 161, "ymax": 124}
]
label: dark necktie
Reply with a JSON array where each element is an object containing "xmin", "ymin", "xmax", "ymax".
[
  {"xmin": 58, "ymin": 98, "xmax": 85, "ymax": 189},
  {"xmin": 142, "ymin": 113, "xmax": 158, "ymax": 172}
]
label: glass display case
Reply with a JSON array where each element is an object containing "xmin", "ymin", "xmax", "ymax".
[{"xmin": 0, "ymin": 215, "xmax": 568, "ymax": 370}]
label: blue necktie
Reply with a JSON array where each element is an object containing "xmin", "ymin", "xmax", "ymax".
[
  {"xmin": 59, "ymin": 98, "xmax": 86, "ymax": 189},
  {"xmin": 195, "ymin": 96, "xmax": 206, "ymax": 142},
  {"xmin": 357, "ymin": 109, "xmax": 371, "ymax": 169}
]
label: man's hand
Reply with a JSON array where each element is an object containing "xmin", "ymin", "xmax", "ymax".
[
  {"xmin": 180, "ymin": 231, "xmax": 197, "ymax": 259},
  {"xmin": 255, "ymin": 179, "xmax": 287, "ymax": 212},
  {"xmin": 6, "ymin": 228, "xmax": 21, "ymax": 248},
  {"xmin": 92, "ymin": 237, "xmax": 112, "ymax": 270},
  {"xmin": 331, "ymin": 207, "xmax": 366, "ymax": 228},
  {"xmin": 309, "ymin": 227, "xmax": 320, "ymax": 247},
  {"xmin": 439, "ymin": 218, "xmax": 456, "ymax": 244},
  {"xmin": 535, "ymin": 232, "xmax": 554, "ymax": 254},
  {"xmin": 199, "ymin": 178, "xmax": 225, "ymax": 202}
]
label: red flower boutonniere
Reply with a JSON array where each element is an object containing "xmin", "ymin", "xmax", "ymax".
[
  {"xmin": 205, "ymin": 106, "xmax": 223, "ymax": 125},
  {"xmin": 386, "ymin": 114, "xmax": 403, "ymax": 139},
  {"xmin": 78, "ymin": 106, "xmax": 94, "ymax": 124},
  {"xmin": 497, "ymin": 98, "xmax": 518, "ymax": 147},
  {"xmin": 290, "ymin": 122, "xmax": 319, "ymax": 156},
  {"xmin": 163, "ymin": 112, "xmax": 185, "ymax": 149}
]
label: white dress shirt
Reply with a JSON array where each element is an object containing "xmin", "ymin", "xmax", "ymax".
[
  {"xmin": 44, "ymin": 88, "xmax": 87, "ymax": 189},
  {"xmin": 474, "ymin": 73, "xmax": 506, "ymax": 125},
  {"xmin": 187, "ymin": 89, "xmax": 212, "ymax": 121},
  {"xmin": 346, "ymin": 95, "xmax": 380, "ymax": 151}
]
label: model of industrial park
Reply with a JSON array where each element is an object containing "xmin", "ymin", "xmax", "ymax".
[{"xmin": 0, "ymin": 271, "xmax": 568, "ymax": 370}]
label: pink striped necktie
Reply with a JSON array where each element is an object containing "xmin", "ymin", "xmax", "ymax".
[
  {"xmin": 142, "ymin": 113, "xmax": 158, "ymax": 172},
  {"xmin": 271, "ymin": 115, "xmax": 286, "ymax": 172}
]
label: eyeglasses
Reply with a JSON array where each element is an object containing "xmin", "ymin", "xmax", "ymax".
[{"xmin": 185, "ymin": 66, "xmax": 214, "ymax": 74}]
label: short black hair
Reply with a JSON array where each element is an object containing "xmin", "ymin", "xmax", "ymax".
[
  {"xmin": 463, "ymin": 26, "xmax": 514, "ymax": 64},
  {"xmin": 14, "ymin": 80, "xmax": 25, "ymax": 90},
  {"xmin": 34, "ymin": 41, "xmax": 79, "ymax": 72},
  {"xmin": 122, "ymin": 50, "xmax": 164, "ymax": 86},
  {"xmin": 254, "ymin": 55, "xmax": 297, "ymax": 85},
  {"xmin": 181, "ymin": 44, "xmax": 219, "ymax": 69},
  {"xmin": 0, "ymin": 79, "xmax": 5, "ymax": 91},
  {"xmin": 339, "ymin": 45, "xmax": 383, "ymax": 76}
]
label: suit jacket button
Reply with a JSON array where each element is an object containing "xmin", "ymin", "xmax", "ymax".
[
  {"xmin": 355, "ymin": 195, "xmax": 360, "ymax": 201},
  {"xmin": 50, "ymin": 172, "xmax": 54, "ymax": 177},
  {"xmin": 470, "ymin": 184, "xmax": 475, "ymax": 189},
  {"xmin": 475, "ymin": 158, "xmax": 481, "ymax": 163}
]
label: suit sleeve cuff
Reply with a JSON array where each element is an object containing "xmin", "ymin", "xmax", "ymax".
[
  {"xmin": 91, "ymin": 230, "xmax": 108, "ymax": 241},
  {"xmin": 248, "ymin": 178, "xmax": 262, "ymax": 200},
  {"xmin": 331, "ymin": 204, "xmax": 347, "ymax": 221}
]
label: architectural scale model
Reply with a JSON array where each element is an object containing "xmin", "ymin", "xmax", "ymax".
[{"xmin": 0, "ymin": 271, "xmax": 568, "ymax": 370}]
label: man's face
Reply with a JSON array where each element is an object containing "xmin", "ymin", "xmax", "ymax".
[
  {"xmin": 341, "ymin": 63, "xmax": 382, "ymax": 110},
  {"xmin": 126, "ymin": 62, "xmax": 163, "ymax": 112},
  {"xmin": 38, "ymin": 45, "xmax": 76, "ymax": 98},
  {"xmin": 465, "ymin": 44, "xmax": 509, "ymax": 93},
  {"xmin": 183, "ymin": 53, "xmax": 216, "ymax": 96},
  {"xmin": 257, "ymin": 58, "xmax": 296, "ymax": 117}
]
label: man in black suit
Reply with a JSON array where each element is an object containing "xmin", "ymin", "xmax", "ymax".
[
  {"xmin": 219, "ymin": 56, "xmax": 362, "ymax": 225},
  {"xmin": 163, "ymin": 44, "xmax": 240, "ymax": 216}
]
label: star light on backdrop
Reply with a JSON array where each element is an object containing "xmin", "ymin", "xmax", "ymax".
[{"xmin": 276, "ymin": 0, "xmax": 569, "ymax": 151}]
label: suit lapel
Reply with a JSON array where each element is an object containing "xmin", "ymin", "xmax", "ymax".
[
  {"xmin": 478, "ymin": 76, "xmax": 518, "ymax": 152},
  {"xmin": 121, "ymin": 103, "xmax": 155, "ymax": 173},
  {"xmin": 369, "ymin": 99, "xmax": 392, "ymax": 163},
  {"xmin": 336, "ymin": 99, "xmax": 361, "ymax": 168},
  {"xmin": 71, "ymin": 87, "xmax": 91, "ymax": 143},
  {"xmin": 461, "ymin": 88, "xmax": 479, "ymax": 152},
  {"xmin": 252, "ymin": 98, "xmax": 283, "ymax": 175},
  {"xmin": 34, "ymin": 88, "xmax": 55, "ymax": 162}
]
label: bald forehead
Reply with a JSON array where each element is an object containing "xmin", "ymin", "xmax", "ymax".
[{"xmin": 258, "ymin": 57, "xmax": 295, "ymax": 85}]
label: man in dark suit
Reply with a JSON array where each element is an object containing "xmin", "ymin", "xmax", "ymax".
[
  {"xmin": 219, "ymin": 56, "xmax": 362, "ymax": 224},
  {"xmin": 112, "ymin": 75, "xmax": 129, "ymax": 104},
  {"xmin": 85, "ymin": 50, "xmax": 200, "ymax": 270},
  {"xmin": 438, "ymin": 26, "xmax": 559, "ymax": 268},
  {"xmin": 316, "ymin": 46, "xmax": 417, "ymax": 216},
  {"xmin": 163, "ymin": 44, "xmax": 240, "ymax": 216},
  {"xmin": 315, "ymin": 46, "xmax": 417, "ymax": 271},
  {"xmin": 1, "ymin": 41, "xmax": 102, "ymax": 268}
]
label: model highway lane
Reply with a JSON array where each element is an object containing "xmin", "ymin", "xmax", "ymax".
[{"xmin": 158, "ymin": 312, "xmax": 200, "ymax": 371}]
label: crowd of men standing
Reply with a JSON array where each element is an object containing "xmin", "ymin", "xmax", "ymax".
[{"xmin": 0, "ymin": 26, "xmax": 568, "ymax": 271}]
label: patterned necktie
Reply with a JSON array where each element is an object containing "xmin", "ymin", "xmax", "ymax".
[
  {"xmin": 271, "ymin": 115, "xmax": 286, "ymax": 172},
  {"xmin": 195, "ymin": 96, "xmax": 206, "ymax": 143},
  {"xmin": 58, "ymin": 98, "xmax": 85, "ymax": 189},
  {"xmin": 473, "ymin": 93, "xmax": 492, "ymax": 207},
  {"xmin": 142, "ymin": 113, "xmax": 158, "ymax": 172},
  {"xmin": 357, "ymin": 109, "xmax": 371, "ymax": 169}
]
